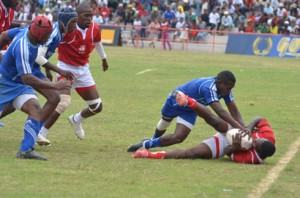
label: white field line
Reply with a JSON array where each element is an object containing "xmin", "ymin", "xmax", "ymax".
[
  {"xmin": 247, "ymin": 136, "xmax": 300, "ymax": 198},
  {"xmin": 136, "ymin": 69, "xmax": 154, "ymax": 75}
]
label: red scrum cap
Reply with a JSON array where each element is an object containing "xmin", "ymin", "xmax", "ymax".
[{"xmin": 30, "ymin": 16, "xmax": 53, "ymax": 41}]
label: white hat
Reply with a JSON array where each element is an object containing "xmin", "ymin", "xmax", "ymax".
[
  {"xmin": 279, "ymin": 2, "xmax": 284, "ymax": 7},
  {"xmin": 284, "ymin": 21, "xmax": 289, "ymax": 25},
  {"xmin": 224, "ymin": 11, "xmax": 229, "ymax": 15},
  {"xmin": 45, "ymin": 8, "xmax": 50, "ymax": 12}
]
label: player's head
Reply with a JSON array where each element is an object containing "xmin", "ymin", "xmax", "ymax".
[
  {"xmin": 3, "ymin": 0, "xmax": 20, "ymax": 10},
  {"xmin": 58, "ymin": 7, "xmax": 78, "ymax": 34},
  {"xmin": 76, "ymin": 2, "xmax": 93, "ymax": 29},
  {"xmin": 216, "ymin": 70, "xmax": 236, "ymax": 96},
  {"xmin": 29, "ymin": 16, "xmax": 53, "ymax": 44},
  {"xmin": 253, "ymin": 138, "xmax": 276, "ymax": 159}
]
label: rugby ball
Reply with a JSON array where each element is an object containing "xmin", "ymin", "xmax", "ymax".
[{"xmin": 226, "ymin": 128, "xmax": 253, "ymax": 150}]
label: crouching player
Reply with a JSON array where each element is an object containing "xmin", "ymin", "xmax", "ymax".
[{"xmin": 132, "ymin": 93, "xmax": 276, "ymax": 164}]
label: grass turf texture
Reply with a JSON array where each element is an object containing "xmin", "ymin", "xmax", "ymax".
[{"xmin": 0, "ymin": 47, "xmax": 299, "ymax": 197}]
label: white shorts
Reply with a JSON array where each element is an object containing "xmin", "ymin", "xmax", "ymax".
[
  {"xmin": 56, "ymin": 61, "xmax": 95, "ymax": 88},
  {"xmin": 202, "ymin": 132, "xmax": 229, "ymax": 159}
]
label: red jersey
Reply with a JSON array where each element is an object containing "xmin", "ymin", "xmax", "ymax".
[
  {"xmin": 58, "ymin": 22, "xmax": 101, "ymax": 66},
  {"xmin": 0, "ymin": 0, "xmax": 14, "ymax": 34},
  {"xmin": 99, "ymin": 7, "xmax": 110, "ymax": 19},
  {"xmin": 231, "ymin": 119, "xmax": 275, "ymax": 164}
]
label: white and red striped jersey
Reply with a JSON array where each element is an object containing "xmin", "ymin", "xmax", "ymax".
[
  {"xmin": 58, "ymin": 22, "xmax": 101, "ymax": 66},
  {"xmin": 230, "ymin": 119, "xmax": 275, "ymax": 164},
  {"xmin": 0, "ymin": 0, "xmax": 14, "ymax": 34}
]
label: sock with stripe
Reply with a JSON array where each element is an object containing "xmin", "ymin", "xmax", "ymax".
[{"xmin": 20, "ymin": 118, "xmax": 42, "ymax": 151}]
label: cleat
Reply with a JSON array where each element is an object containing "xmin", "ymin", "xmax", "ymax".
[
  {"xmin": 68, "ymin": 115, "xmax": 85, "ymax": 139},
  {"xmin": 36, "ymin": 134, "xmax": 51, "ymax": 146},
  {"xmin": 132, "ymin": 149, "xmax": 149, "ymax": 158},
  {"xmin": 16, "ymin": 149, "xmax": 47, "ymax": 160},
  {"xmin": 127, "ymin": 139, "xmax": 150, "ymax": 152}
]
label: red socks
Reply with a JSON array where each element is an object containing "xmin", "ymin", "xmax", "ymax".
[{"xmin": 148, "ymin": 151, "xmax": 166, "ymax": 159}]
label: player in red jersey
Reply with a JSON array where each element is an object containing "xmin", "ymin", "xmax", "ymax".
[
  {"xmin": 0, "ymin": 0, "xmax": 21, "ymax": 52},
  {"xmin": 132, "ymin": 93, "xmax": 276, "ymax": 164},
  {"xmin": 38, "ymin": 2, "xmax": 109, "ymax": 142}
]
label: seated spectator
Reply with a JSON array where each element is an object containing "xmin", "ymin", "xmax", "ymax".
[
  {"xmin": 276, "ymin": 2, "xmax": 286, "ymax": 18},
  {"xmin": 208, "ymin": 8, "xmax": 220, "ymax": 31},
  {"xmin": 264, "ymin": 2, "xmax": 274, "ymax": 16},
  {"xmin": 257, "ymin": 21, "xmax": 270, "ymax": 33},
  {"xmin": 195, "ymin": 16, "xmax": 208, "ymax": 41},
  {"xmin": 245, "ymin": 19, "xmax": 254, "ymax": 32},
  {"xmin": 189, "ymin": 19, "xmax": 199, "ymax": 41},
  {"xmin": 93, "ymin": 11, "xmax": 104, "ymax": 25},
  {"xmin": 114, "ymin": 3, "xmax": 126, "ymax": 25},
  {"xmin": 99, "ymin": 3, "xmax": 111, "ymax": 24},
  {"xmin": 219, "ymin": 11, "xmax": 234, "ymax": 35},
  {"xmin": 280, "ymin": 21, "xmax": 292, "ymax": 35},
  {"xmin": 270, "ymin": 21, "xmax": 279, "ymax": 34},
  {"xmin": 174, "ymin": 17, "xmax": 185, "ymax": 41},
  {"xmin": 238, "ymin": 21, "xmax": 246, "ymax": 33}
]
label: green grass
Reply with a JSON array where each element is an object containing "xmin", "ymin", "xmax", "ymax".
[{"xmin": 0, "ymin": 47, "xmax": 299, "ymax": 197}]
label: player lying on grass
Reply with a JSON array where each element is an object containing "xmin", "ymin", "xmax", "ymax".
[{"xmin": 132, "ymin": 93, "xmax": 276, "ymax": 164}]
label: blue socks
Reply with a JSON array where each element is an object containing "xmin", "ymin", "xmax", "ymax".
[
  {"xmin": 20, "ymin": 118, "xmax": 42, "ymax": 152},
  {"xmin": 144, "ymin": 138, "xmax": 162, "ymax": 149}
]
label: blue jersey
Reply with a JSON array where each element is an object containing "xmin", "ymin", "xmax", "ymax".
[
  {"xmin": 175, "ymin": 77, "xmax": 234, "ymax": 106},
  {"xmin": 0, "ymin": 28, "xmax": 39, "ymax": 83},
  {"xmin": 5, "ymin": 22, "xmax": 63, "ymax": 79}
]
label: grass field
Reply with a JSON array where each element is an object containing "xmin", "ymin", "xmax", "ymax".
[{"xmin": 0, "ymin": 47, "xmax": 299, "ymax": 198}]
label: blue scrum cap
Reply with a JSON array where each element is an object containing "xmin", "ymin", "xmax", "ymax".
[{"xmin": 58, "ymin": 7, "xmax": 78, "ymax": 27}]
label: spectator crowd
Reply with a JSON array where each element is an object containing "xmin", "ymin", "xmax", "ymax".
[{"xmin": 14, "ymin": 0, "xmax": 300, "ymax": 45}]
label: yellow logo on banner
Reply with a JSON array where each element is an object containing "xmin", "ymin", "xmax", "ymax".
[
  {"xmin": 101, "ymin": 29, "xmax": 115, "ymax": 44},
  {"xmin": 277, "ymin": 37, "xmax": 300, "ymax": 57},
  {"xmin": 253, "ymin": 37, "xmax": 273, "ymax": 56}
]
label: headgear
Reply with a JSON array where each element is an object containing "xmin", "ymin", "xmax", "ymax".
[
  {"xmin": 58, "ymin": 7, "xmax": 78, "ymax": 29},
  {"xmin": 30, "ymin": 16, "xmax": 53, "ymax": 41}
]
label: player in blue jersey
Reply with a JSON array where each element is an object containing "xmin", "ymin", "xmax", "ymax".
[
  {"xmin": 127, "ymin": 70, "xmax": 250, "ymax": 152},
  {"xmin": 0, "ymin": 8, "xmax": 78, "ymax": 146},
  {"xmin": 0, "ymin": 16, "xmax": 72, "ymax": 160}
]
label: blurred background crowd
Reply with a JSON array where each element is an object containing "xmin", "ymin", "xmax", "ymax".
[{"xmin": 14, "ymin": 0, "xmax": 300, "ymax": 37}]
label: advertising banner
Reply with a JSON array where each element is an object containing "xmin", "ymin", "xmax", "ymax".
[{"xmin": 225, "ymin": 34, "xmax": 300, "ymax": 58}]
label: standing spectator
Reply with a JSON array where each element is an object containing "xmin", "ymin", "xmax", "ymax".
[
  {"xmin": 124, "ymin": 4, "xmax": 135, "ymax": 27},
  {"xmin": 0, "ymin": 16, "xmax": 71, "ymax": 160},
  {"xmin": 179, "ymin": 24, "xmax": 189, "ymax": 50},
  {"xmin": 176, "ymin": 6, "xmax": 185, "ymax": 21},
  {"xmin": 195, "ymin": 0, "xmax": 203, "ymax": 16},
  {"xmin": 148, "ymin": 18, "xmax": 161, "ymax": 48},
  {"xmin": 132, "ymin": 15, "xmax": 142, "ymax": 47},
  {"xmin": 40, "ymin": 2, "xmax": 109, "ymax": 140},
  {"xmin": 140, "ymin": 9, "xmax": 150, "ymax": 44},
  {"xmin": 161, "ymin": 17, "xmax": 171, "ymax": 50}
]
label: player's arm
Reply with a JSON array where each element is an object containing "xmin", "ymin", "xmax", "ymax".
[
  {"xmin": 226, "ymin": 101, "xmax": 246, "ymax": 127},
  {"xmin": 209, "ymin": 101, "xmax": 247, "ymax": 131},
  {"xmin": 21, "ymin": 73, "xmax": 71, "ymax": 90},
  {"xmin": 35, "ymin": 46, "xmax": 74, "ymax": 80},
  {"xmin": 246, "ymin": 116, "xmax": 261, "ymax": 131},
  {"xmin": 95, "ymin": 41, "xmax": 108, "ymax": 71},
  {"xmin": 0, "ymin": 31, "xmax": 11, "ymax": 50}
]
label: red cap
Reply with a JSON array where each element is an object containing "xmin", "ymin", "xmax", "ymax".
[{"xmin": 30, "ymin": 16, "xmax": 53, "ymax": 41}]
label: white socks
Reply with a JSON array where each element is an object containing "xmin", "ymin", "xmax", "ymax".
[{"xmin": 73, "ymin": 112, "xmax": 84, "ymax": 123}]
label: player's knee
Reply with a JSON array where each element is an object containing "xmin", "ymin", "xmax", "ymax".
[
  {"xmin": 55, "ymin": 94, "xmax": 71, "ymax": 115},
  {"xmin": 47, "ymin": 91, "xmax": 60, "ymax": 106},
  {"xmin": 87, "ymin": 98, "xmax": 102, "ymax": 114},
  {"xmin": 156, "ymin": 118, "xmax": 171, "ymax": 131}
]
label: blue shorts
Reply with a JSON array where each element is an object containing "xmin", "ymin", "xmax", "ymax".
[
  {"xmin": 161, "ymin": 93, "xmax": 197, "ymax": 126},
  {"xmin": 0, "ymin": 73, "xmax": 36, "ymax": 111}
]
